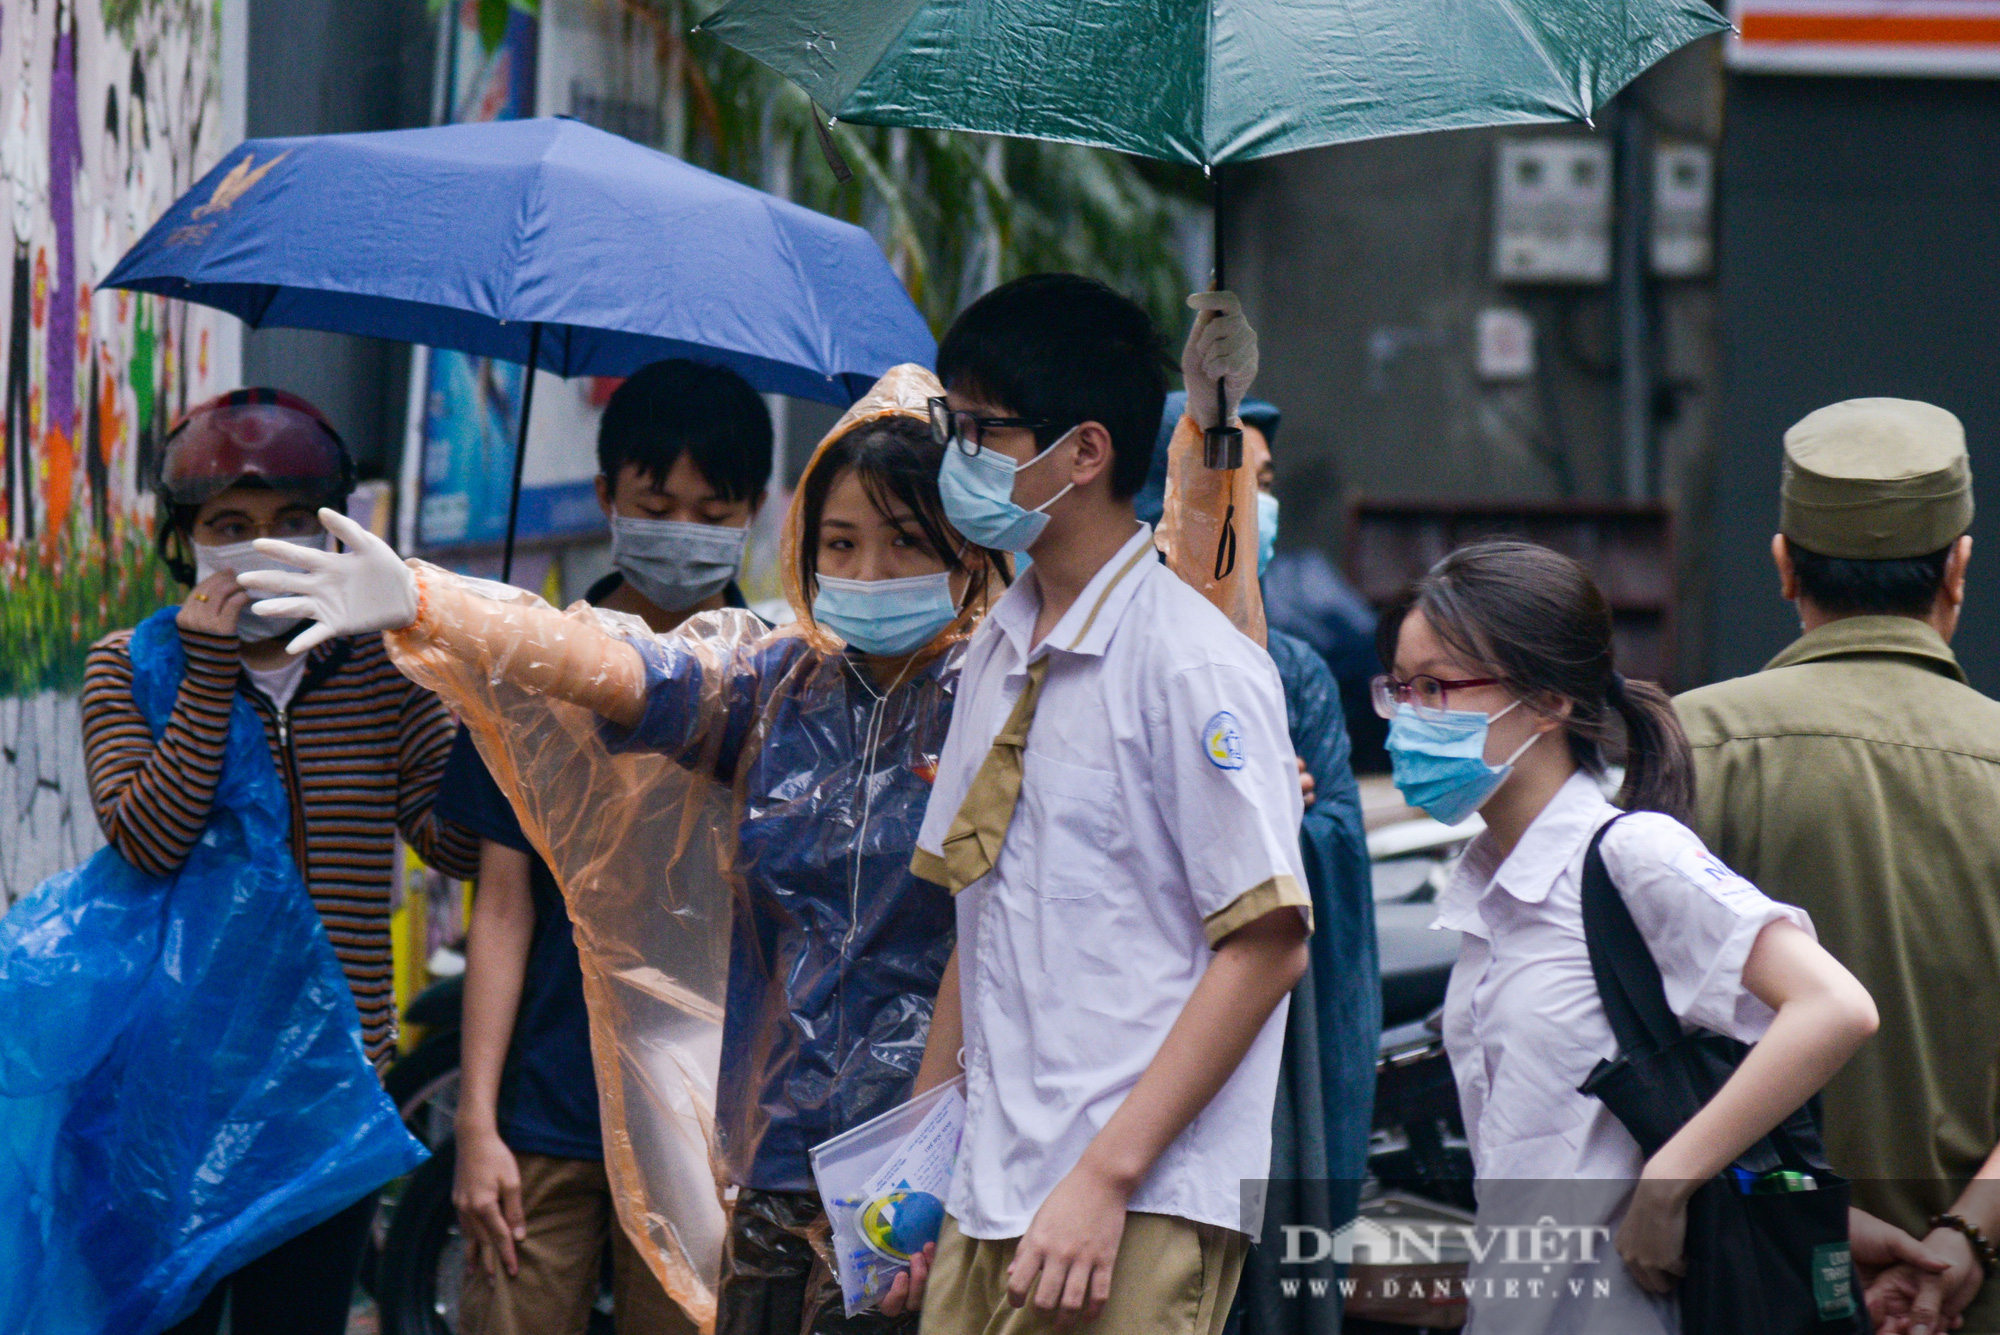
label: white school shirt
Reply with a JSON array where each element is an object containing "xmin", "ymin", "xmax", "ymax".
[
  {"xmin": 1435, "ymin": 770, "xmax": 1812, "ymax": 1334},
  {"xmin": 916, "ymin": 523, "xmax": 1312, "ymax": 1240}
]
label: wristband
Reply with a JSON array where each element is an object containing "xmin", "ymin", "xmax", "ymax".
[{"xmin": 1932, "ymin": 1212, "xmax": 2000, "ymax": 1273}]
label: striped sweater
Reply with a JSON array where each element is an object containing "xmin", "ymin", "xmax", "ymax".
[{"xmin": 81, "ymin": 623, "xmax": 480, "ymax": 1067}]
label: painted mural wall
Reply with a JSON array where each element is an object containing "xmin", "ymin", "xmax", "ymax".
[{"xmin": 1, "ymin": 0, "xmax": 233, "ymax": 905}]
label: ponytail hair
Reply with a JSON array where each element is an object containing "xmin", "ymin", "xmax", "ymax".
[{"xmin": 1375, "ymin": 538, "xmax": 1695, "ymax": 822}]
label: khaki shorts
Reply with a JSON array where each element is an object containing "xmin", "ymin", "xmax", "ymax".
[
  {"xmin": 919, "ymin": 1211, "xmax": 1246, "ymax": 1335},
  {"xmin": 460, "ymin": 1152, "xmax": 696, "ymax": 1335}
]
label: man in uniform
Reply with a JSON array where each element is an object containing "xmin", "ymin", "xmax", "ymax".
[{"xmin": 1678, "ymin": 398, "xmax": 2000, "ymax": 1333}]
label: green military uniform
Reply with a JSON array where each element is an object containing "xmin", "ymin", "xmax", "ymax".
[{"xmin": 1676, "ymin": 398, "xmax": 2000, "ymax": 1330}]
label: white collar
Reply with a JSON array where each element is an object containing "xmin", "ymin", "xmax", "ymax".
[
  {"xmin": 1435, "ymin": 770, "xmax": 1615, "ymax": 931},
  {"xmin": 988, "ymin": 523, "xmax": 1156, "ymax": 666}
]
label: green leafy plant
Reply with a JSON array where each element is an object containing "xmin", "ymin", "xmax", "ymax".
[
  {"xmin": 620, "ymin": 0, "xmax": 1208, "ymax": 337},
  {"xmin": 0, "ymin": 517, "xmax": 176, "ymax": 697}
]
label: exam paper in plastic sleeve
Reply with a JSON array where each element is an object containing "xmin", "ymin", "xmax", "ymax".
[{"xmin": 811, "ymin": 1078, "xmax": 965, "ymax": 1315}]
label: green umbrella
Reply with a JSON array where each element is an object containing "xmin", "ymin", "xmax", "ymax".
[
  {"xmin": 695, "ymin": 0, "xmax": 1729, "ymax": 168},
  {"xmin": 697, "ymin": 0, "xmax": 1727, "ymax": 535}
]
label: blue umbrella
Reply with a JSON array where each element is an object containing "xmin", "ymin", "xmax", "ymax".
[{"xmin": 106, "ymin": 116, "xmax": 935, "ymax": 574}]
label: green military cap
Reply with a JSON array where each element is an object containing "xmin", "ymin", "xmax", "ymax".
[{"xmin": 1781, "ymin": 398, "xmax": 1973, "ymax": 560}]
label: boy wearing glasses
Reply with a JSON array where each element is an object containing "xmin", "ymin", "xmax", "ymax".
[{"xmin": 894, "ymin": 276, "xmax": 1312, "ymax": 1335}]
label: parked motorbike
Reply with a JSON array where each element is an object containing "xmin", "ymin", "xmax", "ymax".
[{"xmin": 362, "ymin": 975, "xmax": 467, "ymax": 1334}]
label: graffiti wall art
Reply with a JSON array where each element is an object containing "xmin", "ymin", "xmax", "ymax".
[{"xmin": 0, "ymin": 0, "xmax": 232, "ymax": 698}]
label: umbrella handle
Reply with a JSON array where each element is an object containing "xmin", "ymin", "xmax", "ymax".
[
  {"xmin": 1203, "ymin": 165, "xmax": 1241, "ymax": 472},
  {"xmin": 1203, "ymin": 383, "xmax": 1242, "ymax": 470}
]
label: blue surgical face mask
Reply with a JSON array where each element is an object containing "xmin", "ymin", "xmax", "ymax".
[
  {"xmin": 1386, "ymin": 700, "xmax": 1541, "ymax": 827},
  {"xmin": 938, "ymin": 425, "xmax": 1078, "ymax": 553},
  {"xmin": 813, "ymin": 570, "xmax": 960, "ymax": 656},
  {"xmin": 1256, "ymin": 491, "xmax": 1279, "ymax": 578}
]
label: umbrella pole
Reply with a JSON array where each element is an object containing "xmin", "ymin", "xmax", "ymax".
[
  {"xmin": 1213, "ymin": 161, "xmax": 1226, "ymax": 290},
  {"xmin": 1205, "ymin": 165, "xmax": 1241, "ymax": 578},
  {"xmin": 1213, "ymin": 163, "xmax": 1229, "ymax": 442},
  {"xmin": 1203, "ymin": 167, "xmax": 1241, "ymax": 470},
  {"xmin": 501, "ymin": 322, "xmax": 543, "ymax": 585}
]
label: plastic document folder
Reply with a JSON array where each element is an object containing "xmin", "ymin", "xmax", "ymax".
[{"xmin": 810, "ymin": 1076, "xmax": 966, "ymax": 1315}]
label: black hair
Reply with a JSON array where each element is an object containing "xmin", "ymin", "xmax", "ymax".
[
  {"xmin": 597, "ymin": 359, "xmax": 773, "ymax": 504},
  {"xmin": 1375, "ymin": 538, "xmax": 1695, "ymax": 823},
  {"xmin": 935, "ymin": 273, "xmax": 1170, "ymax": 500},
  {"xmin": 156, "ymin": 501, "xmax": 200, "ymax": 585},
  {"xmin": 1789, "ymin": 539, "xmax": 1955, "ymax": 618},
  {"xmin": 797, "ymin": 415, "xmax": 1009, "ymax": 608}
]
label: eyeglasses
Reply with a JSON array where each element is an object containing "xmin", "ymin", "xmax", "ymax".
[
  {"xmin": 927, "ymin": 396, "xmax": 1052, "ymax": 457},
  {"xmin": 1371, "ymin": 673, "xmax": 1506, "ymax": 721},
  {"xmin": 193, "ymin": 513, "xmax": 326, "ymax": 544}
]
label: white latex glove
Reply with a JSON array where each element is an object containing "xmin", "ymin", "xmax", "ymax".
[
  {"xmin": 238, "ymin": 507, "xmax": 420, "ymax": 655},
  {"xmin": 1182, "ymin": 290, "xmax": 1260, "ymax": 432}
]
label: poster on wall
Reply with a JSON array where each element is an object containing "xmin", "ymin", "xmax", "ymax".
[
  {"xmin": 405, "ymin": 2, "xmax": 551, "ymax": 558},
  {"xmin": 1730, "ymin": 0, "xmax": 2000, "ymax": 75},
  {"xmin": 0, "ymin": 0, "xmax": 231, "ymax": 697}
]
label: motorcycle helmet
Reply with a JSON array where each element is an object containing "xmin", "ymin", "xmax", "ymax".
[{"xmin": 154, "ymin": 388, "xmax": 354, "ymax": 584}]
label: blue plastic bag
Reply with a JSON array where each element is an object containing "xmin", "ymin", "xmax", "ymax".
[{"xmin": 0, "ymin": 609, "xmax": 427, "ymax": 1335}]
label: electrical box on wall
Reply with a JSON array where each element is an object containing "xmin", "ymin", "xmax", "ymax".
[
  {"xmin": 1651, "ymin": 142, "xmax": 1714, "ymax": 278},
  {"xmin": 1492, "ymin": 138, "xmax": 1612, "ymax": 284}
]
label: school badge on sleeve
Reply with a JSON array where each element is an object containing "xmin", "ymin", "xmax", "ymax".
[{"xmin": 1202, "ymin": 710, "xmax": 1245, "ymax": 769}]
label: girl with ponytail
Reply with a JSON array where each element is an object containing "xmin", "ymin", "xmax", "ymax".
[{"xmin": 1375, "ymin": 539, "xmax": 1881, "ymax": 1332}]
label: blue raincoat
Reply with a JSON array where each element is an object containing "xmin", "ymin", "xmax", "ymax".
[
  {"xmin": 612, "ymin": 631, "xmax": 958, "ymax": 1191},
  {"xmin": 0, "ymin": 609, "xmax": 426, "ymax": 1335}
]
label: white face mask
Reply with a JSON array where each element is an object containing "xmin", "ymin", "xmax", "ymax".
[{"xmin": 194, "ymin": 537, "xmax": 325, "ymax": 643}]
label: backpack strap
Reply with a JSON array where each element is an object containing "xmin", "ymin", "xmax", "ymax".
[
  {"xmin": 1581, "ymin": 813, "xmax": 1685, "ymax": 1057},
  {"xmin": 1582, "ymin": 814, "xmax": 1837, "ymax": 1176}
]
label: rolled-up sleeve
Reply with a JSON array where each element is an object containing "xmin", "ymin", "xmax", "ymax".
[
  {"xmin": 1150, "ymin": 658, "xmax": 1312, "ymax": 946},
  {"xmin": 1602, "ymin": 812, "xmax": 1814, "ymax": 1043}
]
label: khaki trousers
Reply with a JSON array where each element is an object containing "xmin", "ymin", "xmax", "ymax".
[
  {"xmin": 919, "ymin": 1212, "xmax": 1246, "ymax": 1335},
  {"xmin": 460, "ymin": 1152, "xmax": 697, "ymax": 1335}
]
